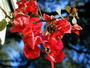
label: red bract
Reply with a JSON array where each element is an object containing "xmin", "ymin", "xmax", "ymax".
[
  {"xmin": 23, "ymin": 32, "xmax": 35, "ymax": 49},
  {"xmin": 55, "ymin": 19, "xmax": 72, "ymax": 34},
  {"xmin": 10, "ymin": 14, "xmax": 44, "ymax": 50},
  {"xmin": 55, "ymin": 18, "xmax": 69, "ymax": 28},
  {"xmin": 25, "ymin": 0, "xmax": 38, "ymax": 14},
  {"xmin": 43, "ymin": 13, "xmax": 54, "ymax": 24},
  {"xmin": 23, "ymin": 18, "xmax": 42, "ymax": 37},
  {"xmin": 59, "ymin": 25, "xmax": 71, "ymax": 33},
  {"xmin": 43, "ymin": 14, "xmax": 72, "ymax": 65},
  {"xmin": 17, "ymin": 0, "xmax": 38, "ymax": 14},
  {"xmin": 44, "ymin": 37, "xmax": 64, "ymax": 51},
  {"xmin": 24, "ymin": 44, "xmax": 40, "ymax": 59},
  {"xmin": 17, "ymin": 0, "xmax": 26, "ymax": 8},
  {"xmin": 43, "ymin": 14, "xmax": 72, "ymax": 35},
  {"xmin": 10, "ymin": 14, "xmax": 30, "ymax": 33},
  {"xmin": 14, "ymin": 8, "xmax": 27, "ymax": 16},
  {"xmin": 72, "ymin": 24, "xmax": 82, "ymax": 35},
  {"xmin": 23, "ymin": 35, "xmax": 46, "ymax": 50},
  {"xmin": 44, "ymin": 35, "xmax": 64, "ymax": 63},
  {"xmin": 23, "ymin": 31, "xmax": 42, "ymax": 50},
  {"xmin": 51, "ymin": 31, "xmax": 64, "ymax": 39},
  {"xmin": 22, "ymin": 17, "xmax": 46, "ymax": 50}
]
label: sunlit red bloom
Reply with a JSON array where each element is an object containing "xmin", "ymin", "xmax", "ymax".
[
  {"xmin": 22, "ymin": 17, "xmax": 46, "ymax": 59},
  {"xmin": 10, "ymin": 14, "xmax": 44, "ymax": 50},
  {"xmin": 44, "ymin": 35, "xmax": 65, "ymax": 63},
  {"xmin": 43, "ymin": 13, "xmax": 54, "ymax": 24},
  {"xmin": 53, "ymin": 31, "xmax": 64, "ymax": 39},
  {"xmin": 23, "ymin": 32, "xmax": 43, "ymax": 50},
  {"xmin": 23, "ymin": 32, "xmax": 46, "ymax": 59},
  {"xmin": 23, "ymin": 21, "xmax": 46, "ymax": 59},
  {"xmin": 22, "ymin": 18, "xmax": 43, "ymax": 49},
  {"xmin": 43, "ymin": 14, "xmax": 71, "ymax": 63},
  {"xmin": 22, "ymin": 17, "xmax": 42, "ymax": 36},
  {"xmin": 25, "ymin": 0, "xmax": 38, "ymax": 14},
  {"xmin": 43, "ymin": 13, "xmax": 72, "ymax": 35},
  {"xmin": 10, "ymin": 14, "xmax": 30, "ymax": 33},
  {"xmin": 17, "ymin": 0, "xmax": 38, "ymax": 14},
  {"xmin": 55, "ymin": 19, "xmax": 72, "ymax": 34},
  {"xmin": 72, "ymin": 24, "xmax": 82, "ymax": 35},
  {"xmin": 44, "ymin": 36, "xmax": 64, "ymax": 51},
  {"xmin": 17, "ymin": 0, "xmax": 26, "ymax": 8},
  {"xmin": 14, "ymin": 8, "xmax": 27, "ymax": 16},
  {"xmin": 24, "ymin": 44, "xmax": 40, "ymax": 59}
]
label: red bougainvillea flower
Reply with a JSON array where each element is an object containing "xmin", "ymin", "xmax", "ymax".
[
  {"xmin": 22, "ymin": 18, "xmax": 47, "ymax": 59},
  {"xmin": 53, "ymin": 31, "xmax": 64, "ymax": 39},
  {"xmin": 55, "ymin": 18, "xmax": 72, "ymax": 34},
  {"xmin": 23, "ymin": 33, "xmax": 47, "ymax": 59},
  {"xmin": 14, "ymin": 8, "xmax": 27, "ymax": 16},
  {"xmin": 16, "ymin": 0, "xmax": 38, "ymax": 14},
  {"xmin": 43, "ymin": 13, "xmax": 54, "ymax": 24},
  {"xmin": 45, "ymin": 37, "xmax": 64, "ymax": 52},
  {"xmin": 22, "ymin": 17, "xmax": 47, "ymax": 50},
  {"xmin": 43, "ymin": 13, "xmax": 68, "ymax": 68},
  {"xmin": 44, "ymin": 34, "xmax": 64, "ymax": 63},
  {"xmin": 24, "ymin": 0, "xmax": 38, "ymax": 14},
  {"xmin": 43, "ymin": 14, "xmax": 71, "ymax": 34},
  {"xmin": 10, "ymin": 14, "xmax": 46, "ymax": 59},
  {"xmin": 23, "ymin": 29, "xmax": 42, "ymax": 50},
  {"xmin": 17, "ymin": 0, "xmax": 26, "ymax": 8},
  {"xmin": 72, "ymin": 24, "xmax": 82, "ymax": 35},
  {"xmin": 22, "ymin": 18, "xmax": 42, "ymax": 37},
  {"xmin": 10, "ymin": 1, "xmax": 83, "ymax": 68},
  {"xmin": 10, "ymin": 14, "xmax": 45, "ymax": 50},
  {"xmin": 10, "ymin": 14, "xmax": 30, "ymax": 33},
  {"xmin": 24, "ymin": 44, "xmax": 40, "ymax": 59}
]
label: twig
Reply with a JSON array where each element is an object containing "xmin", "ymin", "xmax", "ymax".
[
  {"xmin": 38, "ymin": 6, "xmax": 42, "ymax": 18},
  {"xmin": 34, "ymin": 17, "xmax": 61, "ymax": 23},
  {"xmin": 36, "ymin": 0, "xmax": 43, "ymax": 18},
  {"xmin": 0, "ymin": 6, "xmax": 12, "ymax": 20}
]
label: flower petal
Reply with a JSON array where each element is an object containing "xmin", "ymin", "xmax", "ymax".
[{"xmin": 24, "ymin": 44, "xmax": 40, "ymax": 59}]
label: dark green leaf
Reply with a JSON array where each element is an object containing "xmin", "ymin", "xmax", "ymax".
[
  {"xmin": 0, "ymin": 19, "xmax": 7, "ymax": 31},
  {"xmin": 65, "ymin": 6, "xmax": 71, "ymax": 13}
]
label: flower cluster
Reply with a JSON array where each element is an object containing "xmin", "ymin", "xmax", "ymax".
[{"xmin": 10, "ymin": 0, "xmax": 82, "ymax": 68}]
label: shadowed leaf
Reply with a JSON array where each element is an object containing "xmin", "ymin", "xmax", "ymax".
[
  {"xmin": 0, "ymin": 19, "xmax": 7, "ymax": 31},
  {"xmin": 65, "ymin": 6, "xmax": 71, "ymax": 13}
]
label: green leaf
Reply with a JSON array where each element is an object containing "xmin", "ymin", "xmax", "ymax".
[
  {"xmin": 0, "ymin": 19, "xmax": 7, "ymax": 31},
  {"xmin": 56, "ymin": 6, "xmax": 62, "ymax": 17},
  {"xmin": 65, "ymin": 6, "xmax": 71, "ymax": 13}
]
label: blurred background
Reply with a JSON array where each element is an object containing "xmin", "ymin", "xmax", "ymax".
[{"xmin": 0, "ymin": 0, "xmax": 90, "ymax": 68}]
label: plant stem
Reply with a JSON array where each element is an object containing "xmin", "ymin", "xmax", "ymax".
[
  {"xmin": 36, "ymin": 0, "xmax": 43, "ymax": 18},
  {"xmin": 0, "ymin": 6, "xmax": 13, "ymax": 20},
  {"xmin": 51, "ymin": 61, "xmax": 54, "ymax": 68},
  {"xmin": 34, "ymin": 17, "xmax": 61, "ymax": 23}
]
